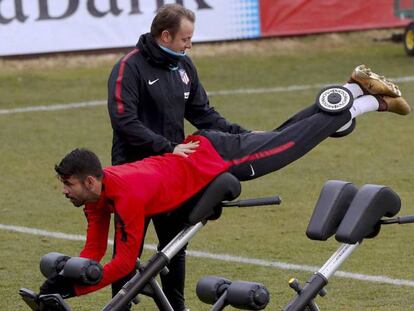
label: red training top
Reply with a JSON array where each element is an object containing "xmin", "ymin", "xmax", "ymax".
[{"xmin": 74, "ymin": 135, "xmax": 230, "ymax": 295}]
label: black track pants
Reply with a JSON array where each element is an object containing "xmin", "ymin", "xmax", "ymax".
[
  {"xmin": 152, "ymin": 212, "xmax": 187, "ymax": 311},
  {"xmin": 197, "ymin": 103, "xmax": 352, "ymax": 181}
]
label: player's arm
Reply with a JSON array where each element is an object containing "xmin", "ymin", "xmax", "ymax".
[
  {"xmin": 78, "ymin": 203, "xmax": 111, "ymax": 261},
  {"xmin": 39, "ymin": 203, "xmax": 111, "ymax": 298},
  {"xmin": 74, "ymin": 196, "xmax": 145, "ymax": 296}
]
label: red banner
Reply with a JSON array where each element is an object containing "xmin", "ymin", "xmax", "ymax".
[{"xmin": 260, "ymin": 0, "xmax": 410, "ymax": 37}]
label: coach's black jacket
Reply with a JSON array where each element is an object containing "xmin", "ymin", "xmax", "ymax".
[{"xmin": 108, "ymin": 33, "xmax": 248, "ymax": 164}]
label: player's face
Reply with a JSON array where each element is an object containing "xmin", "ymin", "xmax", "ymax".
[
  {"xmin": 164, "ymin": 18, "xmax": 194, "ymax": 54},
  {"xmin": 60, "ymin": 175, "xmax": 90, "ymax": 207}
]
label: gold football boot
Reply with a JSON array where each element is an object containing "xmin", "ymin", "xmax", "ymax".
[
  {"xmin": 350, "ymin": 65, "xmax": 401, "ymax": 97},
  {"xmin": 375, "ymin": 95, "xmax": 411, "ymax": 115}
]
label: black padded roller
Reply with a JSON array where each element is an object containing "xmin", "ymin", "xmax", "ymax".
[
  {"xmin": 62, "ymin": 257, "xmax": 103, "ymax": 285},
  {"xmin": 316, "ymin": 86, "xmax": 353, "ymax": 114},
  {"xmin": 330, "ymin": 118, "xmax": 356, "ymax": 138},
  {"xmin": 196, "ymin": 276, "xmax": 231, "ymax": 304},
  {"xmin": 226, "ymin": 281, "xmax": 270, "ymax": 310},
  {"xmin": 39, "ymin": 252, "xmax": 71, "ymax": 278}
]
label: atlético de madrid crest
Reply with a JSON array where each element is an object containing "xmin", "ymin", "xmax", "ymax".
[{"xmin": 179, "ymin": 69, "xmax": 190, "ymax": 85}]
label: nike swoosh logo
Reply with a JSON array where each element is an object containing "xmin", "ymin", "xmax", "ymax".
[
  {"xmin": 148, "ymin": 79, "xmax": 159, "ymax": 85},
  {"xmin": 249, "ymin": 164, "xmax": 255, "ymax": 177}
]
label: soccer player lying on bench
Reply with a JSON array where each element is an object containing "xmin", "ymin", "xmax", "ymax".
[{"xmin": 22, "ymin": 65, "xmax": 410, "ymax": 306}]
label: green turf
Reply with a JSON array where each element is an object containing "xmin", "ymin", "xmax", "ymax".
[{"xmin": 1, "ymin": 31, "xmax": 414, "ymax": 310}]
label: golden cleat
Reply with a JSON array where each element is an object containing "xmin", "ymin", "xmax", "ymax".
[
  {"xmin": 350, "ymin": 64, "xmax": 402, "ymax": 97},
  {"xmin": 376, "ymin": 95, "xmax": 411, "ymax": 115}
]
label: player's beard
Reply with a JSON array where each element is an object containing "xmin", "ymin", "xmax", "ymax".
[
  {"xmin": 65, "ymin": 186, "xmax": 89, "ymax": 207},
  {"xmin": 67, "ymin": 195, "xmax": 85, "ymax": 207}
]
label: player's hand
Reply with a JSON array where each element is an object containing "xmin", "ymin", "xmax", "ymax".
[
  {"xmin": 173, "ymin": 141, "xmax": 200, "ymax": 158},
  {"xmin": 39, "ymin": 274, "xmax": 75, "ymax": 298}
]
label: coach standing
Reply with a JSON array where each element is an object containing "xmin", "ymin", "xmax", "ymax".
[{"xmin": 107, "ymin": 4, "xmax": 248, "ymax": 311}]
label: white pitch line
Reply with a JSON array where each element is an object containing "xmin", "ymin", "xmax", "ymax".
[
  {"xmin": 2, "ymin": 76, "xmax": 414, "ymax": 115},
  {"xmin": 1, "ymin": 223, "xmax": 414, "ymax": 288},
  {"xmin": 0, "ymin": 100, "xmax": 105, "ymax": 115}
]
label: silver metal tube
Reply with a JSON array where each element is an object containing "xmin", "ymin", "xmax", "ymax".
[
  {"xmin": 162, "ymin": 222, "xmax": 205, "ymax": 259},
  {"xmin": 147, "ymin": 278, "xmax": 174, "ymax": 311},
  {"xmin": 318, "ymin": 243, "xmax": 359, "ymax": 279}
]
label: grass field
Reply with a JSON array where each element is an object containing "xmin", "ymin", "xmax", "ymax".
[{"xmin": 1, "ymin": 29, "xmax": 414, "ymax": 310}]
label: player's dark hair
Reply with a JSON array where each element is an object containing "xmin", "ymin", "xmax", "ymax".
[
  {"xmin": 55, "ymin": 148, "xmax": 103, "ymax": 181},
  {"xmin": 150, "ymin": 4, "xmax": 195, "ymax": 38}
]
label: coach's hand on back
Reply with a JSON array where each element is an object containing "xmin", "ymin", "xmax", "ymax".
[{"xmin": 173, "ymin": 140, "xmax": 200, "ymax": 158}]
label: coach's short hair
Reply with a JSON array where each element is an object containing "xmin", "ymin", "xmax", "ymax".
[
  {"xmin": 150, "ymin": 4, "xmax": 195, "ymax": 38},
  {"xmin": 55, "ymin": 148, "xmax": 103, "ymax": 180}
]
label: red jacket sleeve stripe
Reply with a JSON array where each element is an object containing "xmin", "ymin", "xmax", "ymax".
[{"xmin": 115, "ymin": 48, "xmax": 139, "ymax": 115}]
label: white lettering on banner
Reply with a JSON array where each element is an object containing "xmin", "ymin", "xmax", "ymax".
[
  {"xmin": 0, "ymin": 0, "xmax": 260, "ymax": 56},
  {"xmin": 0, "ymin": 0, "xmax": 150, "ymax": 24}
]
